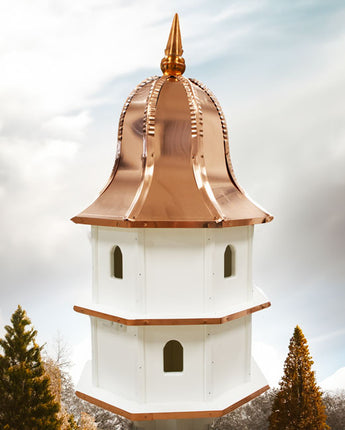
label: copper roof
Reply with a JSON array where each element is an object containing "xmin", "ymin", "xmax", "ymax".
[{"xmin": 72, "ymin": 15, "xmax": 273, "ymax": 229}]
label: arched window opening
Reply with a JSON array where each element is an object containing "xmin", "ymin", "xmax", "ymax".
[
  {"xmin": 163, "ymin": 340, "xmax": 183, "ymax": 372},
  {"xmin": 224, "ymin": 245, "xmax": 234, "ymax": 278},
  {"xmin": 112, "ymin": 246, "xmax": 123, "ymax": 279}
]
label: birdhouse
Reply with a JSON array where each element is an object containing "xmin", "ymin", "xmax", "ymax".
[{"xmin": 72, "ymin": 14, "xmax": 273, "ymax": 430}]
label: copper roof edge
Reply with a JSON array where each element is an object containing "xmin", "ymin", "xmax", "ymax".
[{"xmin": 71, "ymin": 214, "xmax": 273, "ymax": 228}]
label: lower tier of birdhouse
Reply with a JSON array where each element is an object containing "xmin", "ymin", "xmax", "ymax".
[
  {"xmin": 133, "ymin": 417, "xmax": 214, "ymax": 430},
  {"xmin": 76, "ymin": 315, "xmax": 269, "ymax": 420}
]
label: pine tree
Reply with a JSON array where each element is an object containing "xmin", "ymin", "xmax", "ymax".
[
  {"xmin": 0, "ymin": 305, "xmax": 61, "ymax": 430},
  {"xmin": 269, "ymin": 325, "xmax": 329, "ymax": 430}
]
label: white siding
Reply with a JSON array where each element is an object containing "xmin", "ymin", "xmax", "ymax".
[
  {"xmin": 92, "ymin": 226, "xmax": 254, "ymax": 317},
  {"xmin": 144, "ymin": 325, "xmax": 205, "ymax": 403},
  {"xmin": 207, "ymin": 316, "xmax": 251, "ymax": 399},
  {"xmin": 208, "ymin": 226, "xmax": 253, "ymax": 313},
  {"xmin": 144, "ymin": 229, "xmax": 205, "ymax": 315},
  {"xmin": 92, "ymin": 227, "xmax": 144, "ymax": 314},
  {"xmin": 95, "ymin": 318, "xmax": 141, "ymax": 401}
]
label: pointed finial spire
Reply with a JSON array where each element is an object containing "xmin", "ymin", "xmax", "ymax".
[{"xmin": 160, "ymin": 13, "xmax": 186, "ymax": 76}]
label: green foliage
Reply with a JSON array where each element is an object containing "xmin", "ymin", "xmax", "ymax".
[
  {"xmin": 0, "ymin": 305, "xmax": 61, "ymax": 430},
  {"xmin": 269, "ymin": 326, "xmax": 329, "ymax": 430}
]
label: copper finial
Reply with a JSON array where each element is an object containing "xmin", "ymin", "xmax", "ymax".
[{"xmin": 160, "ymin": 13, "xmax": 186, "ymax": 76}]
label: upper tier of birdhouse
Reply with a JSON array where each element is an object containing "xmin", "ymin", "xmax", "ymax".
[{"xmin": 72, "ymin": 14, "xmax": 273, "ymax": 229}]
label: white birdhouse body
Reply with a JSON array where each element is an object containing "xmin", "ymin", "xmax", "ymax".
[
  {"xmin": 76, "ymin": 226, "xmax": 269, "ymax": 418},
  {"xmin": 91, "ymin": 226, "xmax": 254, "ymax": 317},
  {"xmin": 73, "ymin": 14, "xmax": 273, "ymax": 427}
]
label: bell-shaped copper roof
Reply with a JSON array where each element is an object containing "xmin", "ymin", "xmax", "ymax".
[{"xmin": 72, "ymin": 14, "xmax": 272, "ymax": 228}]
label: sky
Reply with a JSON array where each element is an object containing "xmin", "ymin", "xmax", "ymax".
[{"xmin": 0, "ymin": 0, "xmax": 345, "ymax": 390}]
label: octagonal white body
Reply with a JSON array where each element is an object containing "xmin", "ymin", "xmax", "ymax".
[
  {"xmin": 91, "ymin": 226, "xmax": 254, "ymax": 317},
  {"xmin": 76, "ymin": 226, "xmax": 269, "ymax": 418}
]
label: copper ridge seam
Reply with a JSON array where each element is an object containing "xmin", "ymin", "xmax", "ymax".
[
  {"xmin": 99, "ymin": 76, "xmax": 158, "ymax": 197},
  {"xmin": 118, "ymin": 76, "xmax": 158, "ymax": 142},
  {"xmin": 189, "ymin": 78, "xmax": 243, "ymax": 194},
  {"xmin": 143, "ymin": 76, "xmax": 166, "ymax": 137},
  {"xmin": 125, "ymin": 76, "xmax": 167, "ymax": 221},
  {"xmin": 179, "ymin": 76, "xmax": 224, "ymax": 222}
]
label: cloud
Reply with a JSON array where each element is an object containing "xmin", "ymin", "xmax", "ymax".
[
  {"xmin": 311, "ymin": 328, "xmax": 345, "ymax": 345},
  {"xmin": 70, "ymin": 337, "xmax": 91, "ymax": 384},
  {"xmin": 253, "ymin": 341, "xmax": 285, "ymax": 387},
  {"xmin": 0, "ymin": 0, "xmax": 271, "ymax": 124},
  {"xmin": 42, "ymin": 111, "xmax": 92, "ymax": 141}
]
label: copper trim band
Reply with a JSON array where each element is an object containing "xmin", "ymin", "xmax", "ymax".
[
  {"xmin": 76, "ymin": 385, "xmax": 270, "ymax": 421},
  {"xmin": 71, "ymin": 215, "xmax": 273, "ymax": 228},
  {"xmin": 73, "ymin": 301, "xmax": 271, "ymax": 326}
]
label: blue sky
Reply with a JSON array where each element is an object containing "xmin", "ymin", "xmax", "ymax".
[{"xmin": 0, "ymin": 0, "xmax": 344, "ymax": 388}]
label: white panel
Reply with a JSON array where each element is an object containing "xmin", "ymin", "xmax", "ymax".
[
  {"xmin": 144, "ymin": 326, "xmax": 205, "ymax": 402},
  {"xmin": 246, "ymin": 226, "xmax": 254, "ymax": 302},
  {"xmin": 145, "ymin": 229, "xmax": 204, "ymax": 315},
  {"xmin": 96, "ymin": 319, "xmax": 140, "ymax": 401},
  {"xmin": 211, "ymin": 226, "xmax": 253, "ymax": 313},
  {"xmin": 136, "ymin": 327, "xmax": 146, "ymax": 402},
  {"xmin": 245, "ymin": 314, "xmax": 252, "ymax": 379},
  {"xmin": 94, "ymin": 227, "xmax": 144, "ymax": 313},
  {"xmin": 208, "ymin": 317, "xmax": 251, "ymax": 398},
  {"xmin": 91, "ymin": 226, "xmax": 99, "ymax": 303},
  {"xmin": 204, "ymin": 231, "xmax": 214, "ymax": 314},
  {"xmin": 91, "ymin": 317, "xmax": 99, "ymax": 386},
  {"xmin": 204, "ymin": 325, "xmax": 212, "ymax": 400}
]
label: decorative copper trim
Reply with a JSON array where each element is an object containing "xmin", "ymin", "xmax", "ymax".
[
  {"xmin": 73, "ymin": 301, "xmax": 271, "ymax": 326},
  {"xmin": 178, "ymin": 76, "xmax": 224, "ymax": 222},
  {"xmin": 126, "ymin": 76, "xmax": 167, "ymax": 221},
  {"xmin": 142, "ymin": 76, "xmax": 167, "ymax": 137},
  {"xmin": 189, "ymin": 78, "xmax": 243, "ymax": 193},
  {"xmin": 99, "ymin": 76, "xmax": 158, "ymax": 197},
  {"xmin": 76, "ymin": 385, "xmax": 270, "ymax": 421},
  {"xmin": 118, "ymin": 76, "xmax": 158, "ymax": 143}
]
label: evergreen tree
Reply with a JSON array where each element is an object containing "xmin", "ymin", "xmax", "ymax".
[
  {"xmin": 269, "ymin": 325, "xmax": 329, "ymax": 430},
  {"xmin": 0, "ymin": 305, "xmax": 61, "ymax": 430}
]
